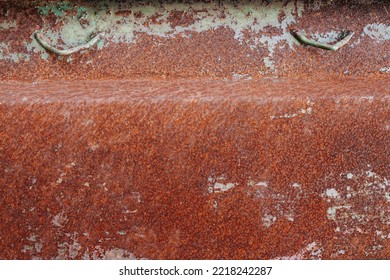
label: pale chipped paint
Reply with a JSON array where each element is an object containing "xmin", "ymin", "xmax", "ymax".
[
  {"xmin": 249, "ymin": 180, "xmax": 300, "ymax": 224},
  {"xmin": 82, "ymin": 246, "xmax": 139, "ymax": 260},
  {"xmin": 327, "ymin": 205, "xmax": 351, "ymax": 220},
  {"xmin": 359, "ymin": 96, "xmax": 375, "ymax": 102},
  {"xmin": 275, "ymin": 241, "xmax": 323, "ymax": 260},
  {"xmin": 291, "ymin": 182, "xmax": 301, "ymax": 188},
  {"xmin": 232, "ymin": 73, "xmax": 252, "ymax": 80},
  {"xmin": 0, "ymin": 20, "xmax": 16, "ymax": 30},
  {"xmin": 103, "ymin": 248, "xmax": 137, "ymax": 260},
  {"xmin": 376, "ymin": 230, "xmax": 390, "ymax": 240},
  {"xmin": 0, "ymin": 1, "xmax": 388, "ymax": 69},
  {"xmin": 56, "ymin": 232, "xmax": 81, "ymax": 259},
  {"xmin": 21, "ymin": 234, "xmax": 43, "ymax": 257},
  {"xmin": 270, "ymin": 100, "xmax": 314, "ymax": 120},
  {"xmin": 52, "ymin": 211, "xmax": 68, "ymax": 227},
  {"xmin": 24, "ymin": 0, "xmax": 305, "ymax": 66},
  {"xmin": 380, "ymin": 210, "xmax": 390, "ymax": 225},
  {"xmin": 0, "ymin": 42, "xmax": 31, "ymax": 63},
  {"xmin": 379, "ymin": 67, "xmax": 390, "ymax": 73},
  {"xmin": 213, "ymin": 182, "xmax": 236, "ymax": 193},
  {"xmin": 363, "ymin": 23, "xmax": 390, "ymax": 41},
  {"xmin": 56, "ymin": 172, "xmax": 66, "ymax": 184},
  {"xmin": 25, "ymin": 33, "xmax": 49, "ymax": 60},
  {"xmin": 324, "ymin": 168, "xmax": 390, "ymax": 254},
  {"xmin": 249, "ymin": 181, "xmax": 268, "ymax": 188},
  {"xmin": 208, "ymin": 175, "xmax": 237, "ymax": 193},
  {"xmin": 262, "ymin": 213, "xmax": 277, "ymax": 228},
  {"xmin": 285, "ymin": 213, "xmax": 295, "ymax": 222},
  {"xmin": 326, "ymin": 188, "xmax": 340, "ymax": 198},
  {"xmin": 312, "ymin": 30, "xmax": 346, "ymax": 44}
]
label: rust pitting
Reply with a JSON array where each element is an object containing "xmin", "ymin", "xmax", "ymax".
[
  {"xmin": 0, "ymin": 78, "xmax": 389, "ymax": 259},
  {"xmin": 0, "ymin": 0, "xmax": 389, "ymax": 260}
]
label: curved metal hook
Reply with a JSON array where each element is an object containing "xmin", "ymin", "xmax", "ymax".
[
  {"xmin": 291, "ymin": 30, "xmax": 354, "ymax": 51},
  {"xmin": 34, "ymin": 31, "xmax": 102, "ymax": 55}
]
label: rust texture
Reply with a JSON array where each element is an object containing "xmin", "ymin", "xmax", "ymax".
[
  {"xmin": 0, "ymin": 0, "xmax": 389, "ymax": 260},
  {"xmin": 0, "ymin": 78, "xmax": 389, "ymax": 259},
  {"xmin": 0, "ymin": 0, "xmax": 389, "ymax": 80}
]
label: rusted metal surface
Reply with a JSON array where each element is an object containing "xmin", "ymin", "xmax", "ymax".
[
  {"xmin": 0, "ymin": 78, "xmax": 389, "ymax": 259},
  {"xmin": 0, "ymin": 0, "xmax": 389, "ymax": 260},
  {"xmin": 0, "ymin": 0, "xmax": 389, "ymax": 80}
]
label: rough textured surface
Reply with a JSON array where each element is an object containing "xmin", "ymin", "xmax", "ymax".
[
  {"xmin": 0, "ymin": 78, "xmax": 389, "ymax": 259},
  {"xmin": 0, "ymin": 0, "xmax": 389, "ymax": 80},
  {"xmin": 0, "ymin": 0, "xmax": 389, "ymax": 260}
]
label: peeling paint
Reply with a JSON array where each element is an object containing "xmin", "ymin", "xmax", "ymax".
[
  {"xmin": 379, "ymin": 67, "xmax": 390, "ymax": 73},
  {"xmin": 323, "ymin": 168, "xmax": 390, "ymax": 255},
  {"xmin": 1, "ymin": 0, "xmax": 389, "ymax": 74},
  {"xmin": 52, "ymin": 211, "xmax": 68, "ymax": 227},
  {"xmin": 364, "ymin": 23, "xmax": 390, "ymax": 41},
  {"xmin": 82, "ymin": 246, "xmax": 139, "ymax": 260},
  {"xmin": 0, "ymin": 20, "xmax": 17, "ymax": 30},
  {"xmin": 326, "ymin": 188, "xmax": 340, "ymax": 198},
  {"xmin": 270, "ymin": 100, "xmax": 314, "ymax": 120},
  {"xmin": 275, "ymin": 241, "xmax": 323, "ymax": 260},
  {"xmin": 208, "ymin": 175, "xmax": 237, "ymax": 193},
  {"xmin": 262, "ymin": 213, "xmax": 277, "ymax": 228}
]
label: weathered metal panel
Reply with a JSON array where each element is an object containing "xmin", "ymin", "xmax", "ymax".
[
  {"xmin": 0, "ymin": 0, "xmax": 389, "ymax": 80},
  {"xmin": 0, "ymin": 78, "xmax": 389, "ymax": 259},
  {"xmin": 0, "ymin": 0, "xmax": 389, "ymax": 260}
]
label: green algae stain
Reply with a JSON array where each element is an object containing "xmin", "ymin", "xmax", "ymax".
[{"xmin": 38, "ymin": 2, "xmax": 73, "ymax": 17}]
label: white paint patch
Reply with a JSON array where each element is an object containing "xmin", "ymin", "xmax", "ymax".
[
  {"xmin": 0, "ymin": 42, "xmax": 31, "ymax": 63},
  {"xmin": 52, "ymin": 211, "xmax": 68, "ymax": 227},
  {"xmin": 327, "ymin": 205, "xmax": 351, "ymax": 220},
  {"xmin": 21, "ymin": 234, "xmax": 43, "ymax": 257},
  {"xmin": 324, "ymin": 168, "xmax": 390, "ymax": 254},
  {"xmin": 291, "ymin": 183, "xmax": 301, "ymax": 188},
  {"xmin": 275, "ymin": 241, "xmax": 323, "ymax": 260},
  {"xmin": 103, "ymin": 248, "xmax": 137, "ymax": 260},
  {"xmin": 213, "ymin": 182, "xmax": 236, "ymax": 193},
  {"xmin": 312, "ymin": 30, "xmax": 344, "ymax": 44},
  {"xmin": 285, "ymin": 213, "xmax": 295, "ymax": 222},
  {"xmin": 380, "ymin": 67, "xmax": 390, "ymax": 73},
  {"xmin": 82, "ymin": 246, "xmax": 140, "ymax": 260},
  {"xmin": 270, "ymin": 100, "xmax": 314, "ymax": 120},
  {"xmin": 208, "ymin": 175, "xmax": 237, "ymax": 193},
  {"xmin": 262, "ymin": 214, "xmax": 277, "ymax": 228},
  {"xmin": 0, "ymin": 20, "xmax": 16, "ymax": 30},
  {"xmin": 326, "ymin": 188, "xmax": 340, "ymax": 198},
  {"xmin": 359, "ymin": 96, "xmax": 374, "ymax": 102},
  {"xmin": 247, "ymin": 180, "xmax": 270, "ymax": 199},
  {"xmin": 56, "ymin": 233, "xmax": 81, "ymax": 259},
  {"xmin": 364, "ymin": 23, "xmax": 390, "ymax": 41},
  {"xmin": 56, "ymin": 172, "xmax": 66, "ymax": 184},
  {"xmin": 2, "ymin": 1, "xmax": 305, "ymax": 67},
  {"xmin": 248, "ymin": 180, "xmax": 302, "ymax": 223},
  {"xmin": 232, "ymin": 73, "xmax": 252, "ymax": 80},
  {"xmin": 255, "ymin": 181, "xmax": 268, "ymax": 188}
]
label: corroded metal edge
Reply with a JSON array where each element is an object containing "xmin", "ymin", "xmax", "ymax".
[{"xmin": 0, "ymin": 0, "xmax": 389, "ymax": 80}]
